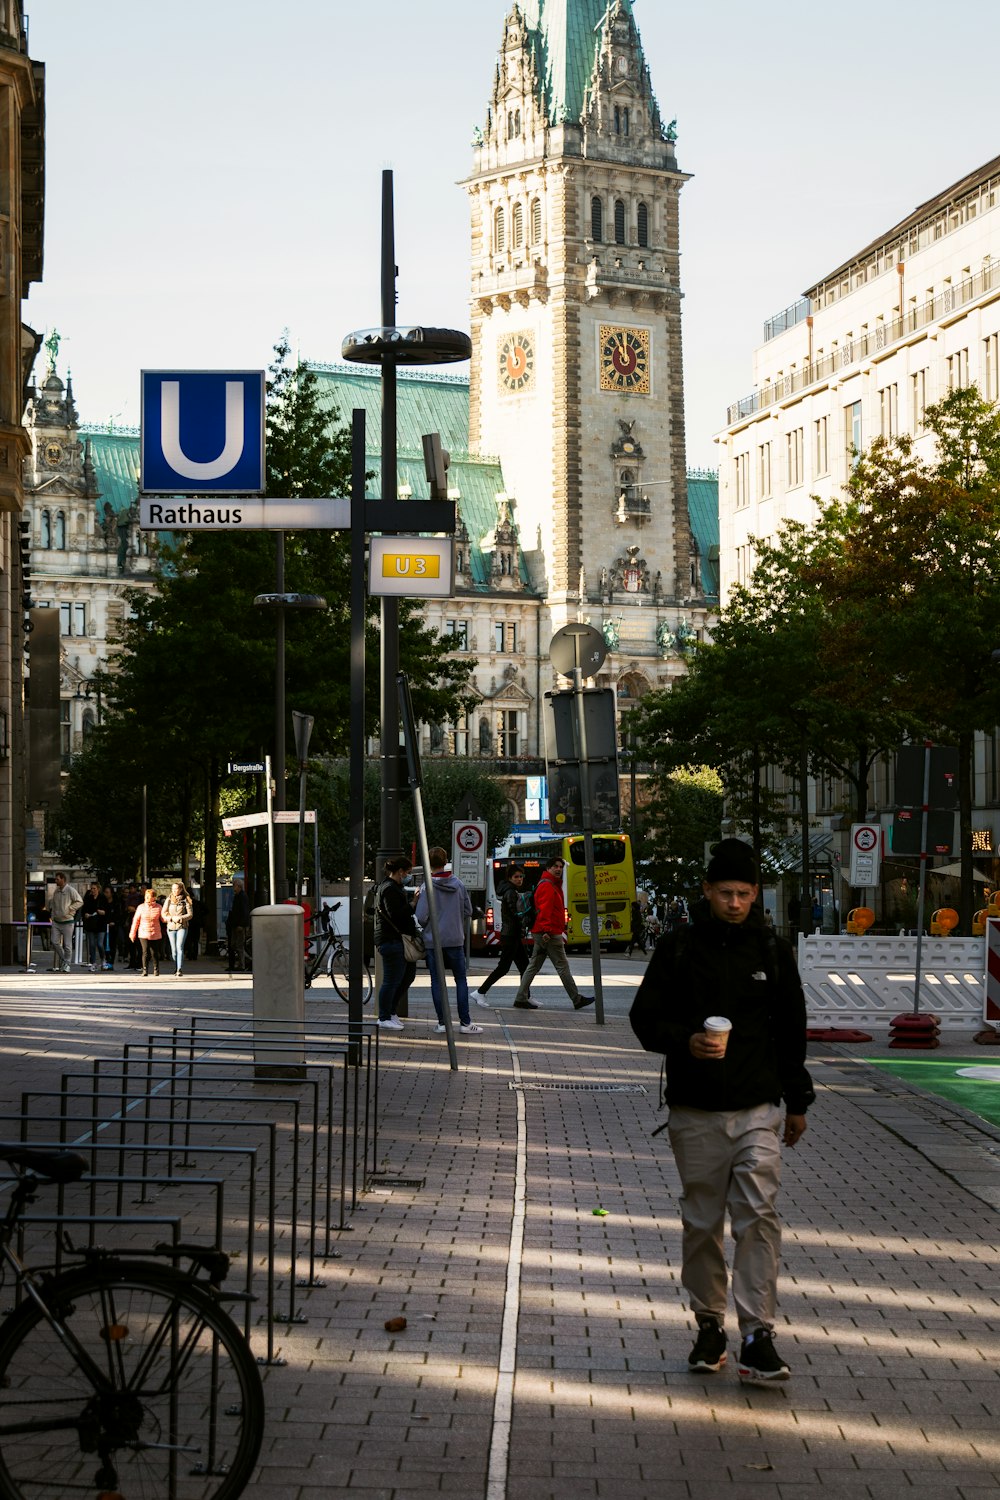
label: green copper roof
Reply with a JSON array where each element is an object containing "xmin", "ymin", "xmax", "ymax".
[
  {"xmin": 521, "ymin": 0, "xmax": 634, "ymax": 124},
  {"xmin": 309, "ymin": 362, "xmax": 530, "ymax": 591},
  {"xmin": 686, "ymin": 470, "xmax": 720, "ymax": 603},
  {"xmin": 82, "ymin": 430, "xmax": 141, "ymax": 517}
]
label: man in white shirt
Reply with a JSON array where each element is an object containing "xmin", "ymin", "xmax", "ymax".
[{"xmin": 48, "ymin": 873, "xmax": 83, "ymax": 972}]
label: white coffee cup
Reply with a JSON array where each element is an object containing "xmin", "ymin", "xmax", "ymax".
[{"xmin": 703, "ymin": 1016, "xmax": 732, "ymax": 1055}]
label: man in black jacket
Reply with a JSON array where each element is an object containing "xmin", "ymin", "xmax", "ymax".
[
  {"xmin": 629, "ymin": 838, "xmax": 814, "ymax": 1385},
  {"xmin": 475, "ymin": 864, "xmax": 530, "ymax": 1007}
]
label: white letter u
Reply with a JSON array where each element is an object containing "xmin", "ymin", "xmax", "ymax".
[{"xmin": 160, "ymin": 381, "xmax": 245, "ymax": 481}]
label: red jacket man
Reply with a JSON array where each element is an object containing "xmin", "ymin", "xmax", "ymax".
[{"xmin": 512, "ymin": 855, "xmax": 593, "ymax": 1012}]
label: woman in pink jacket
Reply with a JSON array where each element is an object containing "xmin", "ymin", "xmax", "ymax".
[{"xmin": 129, "ymin": 889, "xmax": 164, "ymax": 977}]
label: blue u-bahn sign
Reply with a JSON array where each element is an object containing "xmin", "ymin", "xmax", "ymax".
[{"xmin": 140, "ymin": 370, "xmax": 266, "ymax": 494}]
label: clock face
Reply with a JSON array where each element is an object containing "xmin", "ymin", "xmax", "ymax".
[
  {"xmin": 498, "ymin": 330, "xmax": 535, "ymax": 394},
  {"xmin": 599, "ymin": 325, "xmax": 651, "ymax": 394}
]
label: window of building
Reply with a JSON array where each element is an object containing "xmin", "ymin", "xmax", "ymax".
[
  {"xmin": 757, "ymin": 441, "xmax": 772, "ymax": 498},
  {"xmin": 507, "ymin": 109, "xmax": 521, "ymax": 140},
  {"xmin": 879, "ymin": 383, "xmax": 898, "ymax": 439},
  {"xmin": 786, "ymin": 427, "xmax": 804, "ymax": 488},
  {"xmin": 54, "ymin": 512, "xmax": 66, "ymax": 550},
  {"xmin": 60, "ymin": 700, "xmax": 72, "ymax": 770},
  {"xmin": 494, "ymin": 205, "xmax": 506, "ymax": 253},
  {"xmin": 623, "ymin": 106, "xmax": 630, "ymax": 136},
  {"xmin": 494, "ymin": 621, "xmax": 518, "ymax": 653},
  {"xmin": 530, "ymin": 198, "xmax": 542, "ymax": 244},
  {"xmin": 911, "ymin": 368, "xmax": 928, "ymax": 433},
  {"xmin": 511, "ymin": 201, "xmax": 524, "ymax": 250},
  {"xmin": 814, "ymin": 416, "xmax": 829, "ymax": 476},
  {"xmin": 59, "ymin": 602, "xmax": 87, "ymax": 637},
  {"xmin": 591, "ymin": 196, "xmax": 603, "ymax": 241},
  {"xmin": 614, "ymin": 105, "xmax": 620, "ymax": 134},
  {"xmin": 496, "ymin": 710, "xmax": 519, "ymax": 757},
  {"xmin": 846, "ymin": 401, "xmax": 862, "ymax": 466},
  {"xmin": 734, "ymin": 452, "xmax": 750, "ymax": 509},
  {"xmin": 947, "ymin": 347, "xmax": 969, "ymax": 389},
  {"xmin": 985, "ymin": 334, "xmax": 999, "ymax": 401},
  {"xmin": 614, "ymin": 199, "xmax": 626, "ymax": 245},
  {"xmin": 41, "ymin": 510, "xmax": 51, "ymax": 549},
  {"xmin": 445, "ymin": 620, "xmax": 468, "ymax": 649},
  {"xmin": 448, "ymin": 713, "xmax": 470, "ymax": 757},
  {"xmin": 637, "ymin": 202, "xmax": 648, "ymax": 248}
]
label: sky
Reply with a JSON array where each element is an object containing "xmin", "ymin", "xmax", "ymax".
[{"xmin": 23, "ymin": 0, "xmax": 1000, "ymax": 471}]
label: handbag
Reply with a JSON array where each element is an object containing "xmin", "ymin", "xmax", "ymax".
[{"xmin": 401, "ymin": 931, "xmax": 426, "ymax": 962}]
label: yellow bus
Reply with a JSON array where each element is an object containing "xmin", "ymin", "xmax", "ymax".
[{"xmin": 491, "ymin": 833, "xmax": 637, "ymax": 951}]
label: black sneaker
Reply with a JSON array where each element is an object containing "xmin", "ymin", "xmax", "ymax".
[
  {"xmin": 737, "ymin": 1328, "xmax": 790, "ymax": 1383},
  {"xmin": 513, "ymin": 998, "xmax": 539, "ymax": 1009},
  {"xmin": 688, "ymin": 1316, "xmax": 727, "ymax": 1372},
  {"xmin": 573, "ymin": 994, "xmax": 595, "ymax": 1009}
]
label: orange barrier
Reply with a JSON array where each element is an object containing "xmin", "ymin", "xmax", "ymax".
[
  {"xmin": 845, "ymin": 906, "xmax": 875, "ymax": 935},
  {"xmin": 930, "ymin": 906, "xmax": 959, "ymax": 936}
]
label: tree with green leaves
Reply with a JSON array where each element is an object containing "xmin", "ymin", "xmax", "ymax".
[{"xmin": 53, "ymin": 340, "xmax": 477, "ymax": 915}]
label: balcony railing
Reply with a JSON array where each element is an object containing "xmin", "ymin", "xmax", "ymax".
[{"xmin": 727, "ymin": 260, "xmax": 999, "ymax": 425}]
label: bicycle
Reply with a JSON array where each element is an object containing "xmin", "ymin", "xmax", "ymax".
[
  {"xmin": 0, "ymin": 1144, "xmax": 264, "ymax": 1499},
  {"xmin": 304, "ymin": 902, "xmax": 372, "ymax": 1003}
]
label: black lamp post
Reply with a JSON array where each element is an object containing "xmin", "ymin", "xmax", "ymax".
[{"xmin": 341, "ymin": 169, "xmax": 470, "ymax": 884}]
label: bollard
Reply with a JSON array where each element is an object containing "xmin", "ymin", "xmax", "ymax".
[{"xmin": 252, "ymin": 905, "xmax": 306, "ymax": 1080}]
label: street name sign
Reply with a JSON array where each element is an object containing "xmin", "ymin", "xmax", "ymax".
[
  {"xmin": 228, "ymin": 760, "xmax": 266, "ymax": 774},
  {"xmin": 138, "ymin": 495, "xmax": 456, "ymax": 534},
  {"xmin": 141, "ymin": 371, "xmax": 266, "ymax": 495},
  {"xmin": 222, "ymin": 811, "xmax": 270, "ymax": 832}
]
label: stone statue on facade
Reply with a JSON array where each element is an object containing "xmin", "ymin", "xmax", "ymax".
[
  {"xmin": 655, "ymin": 619, "xmax": 675, "ymax": 657},
  {"xmin": 602, "ymin": 618, "xmax": 620, "ymax": 651}
]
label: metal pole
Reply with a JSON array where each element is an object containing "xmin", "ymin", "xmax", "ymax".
[
  {"xmin": 264, "ymin": 754, "xmax": 275, "ymax": 904},
  {"xmin": 313, "ymin": 816, "xmax": 321, "ymax": 918},
  {"xmin": 912, "ymin": 743, "xmax": 932, "ymax": 1014},
  {"xmin": 141, "ymin": 783, "xmax": 148, "ymax": 888},
  {"xmin": 349, "ymin": 410, "xmax": 368, "ymax": 1066},
  {"xmin": 379, "ymin": 169, "xmax": 401, "ymax": 867},
  {"xmin": 572, "ymin": 643, "xmax": 605, "ymax": 1026},
  {"xmin": 295, "ymin": 763, "xmax": 307, "ymax": 903},
  {"xmin": 274, "ymin": 533, "xmax": 287, "ymax": 901}
]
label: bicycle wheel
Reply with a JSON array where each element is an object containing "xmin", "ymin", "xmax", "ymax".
[
  {"xmin": 0, "ymin": 1262, "xmax": 264, "ymax": 1500},
  {"xmin": 329, "ymin": 946, "xmax": 372, "ymax": 1004}
]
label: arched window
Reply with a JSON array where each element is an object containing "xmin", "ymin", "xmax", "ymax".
[
  {"xmin": 614, "ymin": 199, "xmax": 626, "ymax": 245},
  {"xmin": 530, "ymin": 198, "xmax": 542, "ymax": 244},
  {"xmin": 54, "ymin": 511, "xmax": 66, "ymax": 550},
  {"xmin": 637, "ymin": 202, "xmax": 649, "ymax": 247},
  {"xmin": 614, "ymin": 106, "xmax": 620, "ymax": 134},
  {"xmin": 514, "ymin": 108, "xmax": 521, "ymax": 137},
  {"xmin": 591, "ymin": 196, "xmax": 603, "ymax": 242},
  {"xmin": 507, "ymin": 111, "xmax": 514, "ymax": 140},
  {"xmin": 41, "ymin": 510, "xmax": 51, "ymax": 549},
  {"xmin": 623, "ymin": 106, "xmax": 630, "ymax": 136},
  {"xmin": 495, "ymin": 205, "xmax": 506, "ymax": 253},
  {"xmin": 511, "ymin": 202, "xmax": 524, "ymax": 250}
]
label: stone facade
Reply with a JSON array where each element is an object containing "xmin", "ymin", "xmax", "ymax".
[{"xmin": 0, "ymin": 1, "xmax": 43, "ymax": 918}]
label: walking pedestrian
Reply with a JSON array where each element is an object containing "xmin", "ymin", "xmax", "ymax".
[
  {"xmin": 123, "ymin": 883, "xmax": 142, "ymax": 968},
  {"xmin": 374, "ymin": 856, "xmax": 420, "ymax": 1032},
  {"xmin": 476, "ymin": 863, "xmax": 530, "ymax": 1007},
  {"xmin": 101, "ymin": 886, "xmax": 121, "ymax": 970},
  {"xmin": 225, "ymin": 880, "xmax": 251, "ymax": 973},
  {"xmin": 511, "ymin": 856, "xmax": 594, "ymax": 1011},
  {"xmin": 129, "ymin": 889, "xmax": 164, "ymax": 977},
  {"xmin": 161, "ymin": 881, "xmax": 193, "ymax": 977},
  {"xmin": 414, "ymin": 848, "xmax": 483, "ymax": 1035},
  {"xmin": 47, "ymin": 873, "xmax": 83, "ymax": 973},
  {"xmin": 628, "ymin": 838, "xmax": 814, "ymax": 1385},
  {"xmin": 80, "ymin": 882, "xmax": 109, "ymax": 972},
  {"xmin": 626, "ymin": 898, "xmax": 647, "ymax": 956}
]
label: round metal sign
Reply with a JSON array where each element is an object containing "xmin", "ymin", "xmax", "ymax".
[{"xmin": 549, "ymin": 623, "xmax": 607, "ymax": 677}]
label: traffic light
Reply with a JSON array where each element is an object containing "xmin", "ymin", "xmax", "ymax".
[{"xmin": 421, "ymin": 432, "xmax": 450, "ymax": 499}]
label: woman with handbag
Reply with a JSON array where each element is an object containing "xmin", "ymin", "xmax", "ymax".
[
  {"xmin": 161, "ymin": 881, "xmax": 193, "ymax": 977},
  {"xmin": 374, "ymin": 856, "xmax": 422, "ymax": 1032}
]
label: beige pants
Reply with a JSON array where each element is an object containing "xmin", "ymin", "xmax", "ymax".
[{"xmin": 667, "ymin": 1102, "xmax": 782, "ymax": 1336}]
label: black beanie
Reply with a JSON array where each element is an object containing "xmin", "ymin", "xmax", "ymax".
[{"xmin": 705, "ymin": 838, "xmax": 758, "ymax": 885}]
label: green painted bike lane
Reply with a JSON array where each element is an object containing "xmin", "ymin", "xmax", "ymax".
[{"xmin": 867, "ymin": 1055, "xmax": 1000, "ymax": 1128}]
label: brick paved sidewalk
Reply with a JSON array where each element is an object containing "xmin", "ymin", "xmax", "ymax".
[{"xmin": 0, "ymin": 964, "xmax": 1000, "ymax": 1497}]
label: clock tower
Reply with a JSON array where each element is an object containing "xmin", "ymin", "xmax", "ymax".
[{"xmin": 466, "ymin": 0, "xmax": 705, "ymax": 690}]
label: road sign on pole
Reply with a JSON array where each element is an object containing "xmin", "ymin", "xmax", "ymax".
[
  {"xmin": 452, "ymin": 820, "xmax": 487, "ymax": 889},
  {"xmin": 849, "ymin": 823, "xmax": 882, "ymax": 887},
  {"xmin": 141, "ymin": 371, "xmax": 266, "ymax": 494}
]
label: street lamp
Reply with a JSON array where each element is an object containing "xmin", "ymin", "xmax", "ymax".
[{"xmin": 340, "ymin": 168, "xmax": 471, "ymax": 893}]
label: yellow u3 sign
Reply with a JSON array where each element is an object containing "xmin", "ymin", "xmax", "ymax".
[
  {"xmin": 380, "ymin": 551, "xmax": 441, "ymax": 578},
  {"xmin": 368, "ymin": 535, "xmax": 454, "ymax": 597}
]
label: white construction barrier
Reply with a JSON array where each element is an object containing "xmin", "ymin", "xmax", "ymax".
[
  {"xmin": 799, "ymin": 933, "xmax": 984, "ymax": 1031},
  {"xmin": 252, "ymin": 903, "xmax": 306, "ymax": 1077}
]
